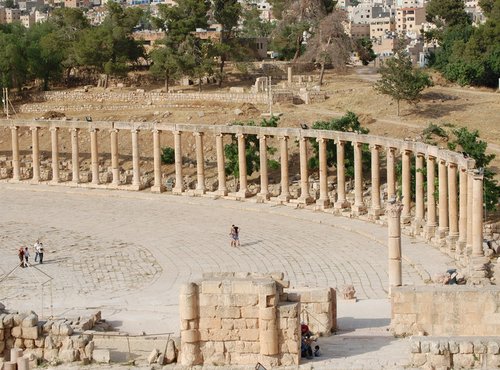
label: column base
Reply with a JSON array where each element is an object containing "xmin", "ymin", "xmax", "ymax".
[
  {"xmin": 412, "ymin": 218, "xmax": 425, "ymax": 236},
  {"xmin": 213, "ymin": 189, "xmax": 228, "ymax": 197},
  {"xmin": 369, "ymin": 207, "xmax": 383, "ymax": 218},
  {"xmin": 446, "ymin": 232, "xmax": 459, "ymax": 251},
  {"xmin": 277, "ymin": 194, "xmax": 291, "ymax": 202},
  {"xmin": 172, "ymin": 187, "xmax": 184, "ymax": 195},
  {"xmin": 50, "ymin": 180, "xmax": 61, "ymax": 185},
  {"xmin": 436, "ymin": 227, "xmax": 449, "ymax": 240},
  {"xmin": 424, "ymin": 224, "xmax": 437, "ymax": 241},
  {"xmin": 151, "ymin": 185, "xmax": 165, "ymax": 193},
  {"xmin": 455, "ymin": 240, "xmax": 466, "ymax": 258},
  {"xmin": 316, "ymin": 198, "xmax": 331, "ymax": 209},
  {"xmin": 297, "ymin": 196, "xmax": 315, "ymax": 205},
  {"xmin": 236, "ymin": 190, "xmax": 250, "ymax": 199},
  {"xmin": 31, "ymin": 179, "xmax": 40, "ymax": 185},
  {"xmin": 351, "ymin": 204, "xmax": 367, "ymax": 216},
  {"xmin": 194, "ymin": 188, "xmax": 206, "ymax": 196},
  {"xmin": 334, "ymin": 200, "xmax": 350, "ymax": 209},
  {"xmin": 401, "ymin": 215, "xmax": 412, "ymax": 225},
  {"xmin": 257, "ymin": 192, "xmax": 270, "ymax": 202}
]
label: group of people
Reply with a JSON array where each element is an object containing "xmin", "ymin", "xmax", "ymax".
[
  {"xmin": 301, "ymin": 323, "xmax": 321, "ymax": 359},
  {"xmin": 18, "ymin": 240, "xmax": 45, "ymax": 267}
]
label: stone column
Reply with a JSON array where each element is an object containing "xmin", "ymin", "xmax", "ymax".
[
  {"xmin": 10, "ymin": 126, "xmax": 20, "ymax": 181},
  {"xmin": 30, "ymin": 127, "xmax": 40, "ymax": 183},
  {"xmin": 437, "ymin": 158, "xmax": 449, "ymax": 238},
  {"xmin": 257, "ymin": 135, "xmax": 269, "ymax": 201},
  {"xmin": 447, "ymin": 162, "xmax": 459, "ymax": 248},
  {"xmin": 352, "ymin": 141, "xmax": 366, "ymax": 215},
  {"xmin": 317, "ymin": 137, "xmax": 330, "ymax": 208},
  {"xmin": 457, "ymin": 167, "xmax": 468, "ymax": 254},
  {"xmin": 259, "ymin": 281, "xmax": 279, "ymax": 357},
  {"xmin": 90, "ymin": 128, "xmax": 100, "ymax": 185},
  {"xmin": 110, "ymin": 129, "xmax": 120, "ymax": 186},
  {"xmin": 471, "ymin": 174, "xmax": 484, "ymax": 257},
  {"xmin": 401, "ymin": 149, "xmax": 411, "ymax": 222},
  {"xmin": 370, "ymin": 144, "xmax": 382, "ymax": 217},
  {"xmin": 334, "ymin": 140, "xmax": 349, "ymax": 209},
  {"xmin": 50, "ymin": 127, "xmax": 59, "ymax": 183},
  {"xmin": 173, "ymin": 130, "xmax": 183, "ymax": 194},
  {"xmin": 287, "ymin": 66, "xmax": 292, "ymax": 83},
  {"xmin": 387, "ymin": 202, "xmax": 403, "ymax": 295},
  {"xmin": 215, "ymin": 133, "xmax": 227, "ymax": 196},
  {"xmin": 131, "ymin": 129, "xmax": 140, "ymax": 188},
  {"xmin": 194, "ymin": 132, "xmax": 205, "ymax": 195},
  {"xmin": 70, "ymin": 128, "xmax": 80, "ymax": 184},
  {"xmin": 425, "ymin": 155, "xmax": 437, "ymax": 238},
  {"xmin": 298, "ymin": 137, "xmax": 313, "ymax": 204},
  {"xmin": 278, "ymin": 136, "xmax": 290, "ymax": 202},
  {"xmin": 386, "ymin": 147, "xmax": 397, "ymax": 201},
  {"xmin": 179, "ymin": 283, "xmax": 202, "ymax": 366},
  {"xmin": 414, "ymin": 153, "xmax": 425, "ymax": 231},
  {"xmin": 151, "ymin": 129, "xmax": 164, "ymax": 193},
  {"xmin": 236, "ymin": 133, "xmax": 249, "ymax": 198},
  {"xmin": 466, "ymin": 171, "xmax": 473, "ymax": 252}
]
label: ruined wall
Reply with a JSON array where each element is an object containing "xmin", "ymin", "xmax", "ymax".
[
  {"xmin": 409, "ymin": 336, "xmax": 500, "ymax": 369},
  {"xmin": 391, "ymin": 286, "xmax": 500, "ymax": 336},
  {"xmin": 0, "ymin": 308, "xmax": 99, "ymax": 367}
]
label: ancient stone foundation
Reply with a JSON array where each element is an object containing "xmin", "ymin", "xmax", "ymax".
[
  {"xmin": 0, "ymin": 304, "xmax": 102, "ymax": 369},
  {"xmin": 178, "ymin": 272, "xmax": 336, "ymax": 367},
  {"xmin": 409, "ymin": 337, "xmax": 500, "ymax": 369},
  {"xmin": 391, "ymin": 285, "xmax": 500, "ymax": 336}
]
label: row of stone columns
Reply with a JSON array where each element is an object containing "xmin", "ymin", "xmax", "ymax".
[{"xmin": 8, "ymin": 125, "xmax": 484, "ymax": 257}]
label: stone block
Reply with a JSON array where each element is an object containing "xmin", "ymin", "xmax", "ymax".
[
  {"xmin": 148, "ymin": 348, "xmax": 160, "ymax": 364},
  {"xmin": 21, "ymin": 314, "xmax": 37, "ymax": 328},
  {"xmin": 449, "ymin": 340, "xmax": 459, "ymax": 354},
  {"xmin": 233, "ymin": 294, "xmax": 259, "ymax": 306},
  {"xmin": 232, "ymin": 280, "xmax": 256, "ymax": 294},
  {"xmin": 181, "ymin": 329, "xmax": 200, "ymax": 343},
  {"xmin": 199, "ymin": 318, "xmax": 221, "ymax": 330},
  {"xmin": 3, "ymin": 314, "xmax": 14, "ymax": 328},
  {"xmin": 43, "ymin": 349, "xmax": 59, "ymax": 362},
  {"xmin": 59, "ymin": 323, "xmax": 73, "ymax": 336},
  {"xmin": 258, "ymin": 282, "xmax": 276, "ymax": 296},
  {"xmin": 13, "ymin": 314, "xmax": 27, "ymax": 326},
  {"xmin": 34, "ymin": 337, "xmax": 45, "ymax": 348},
  {"xmin": 260, "ymin": 307, "xmax": 276, "ymax": 321},
  {"xmin": 22, "ymin": 326, "xmax": 39, "ymax": 340},
  {"xmin": 221, "ymin": 319, "xmax": 234, "ymax": 330},
  {"xmin": 410, "ymin": 340, "xmax": 421, "ymax": 353},
  {"xmin": 460, "ymin": 341, "xmax": 474, "ymax": 354},
  {"xmin": 241, "ymin": 306, "xmax": 259, "ymax": 319},
  {"xmin": 3, "ymin": 362, "xmax": 17, "ymax": 370},
  {"xmin": 411, "ymin": 353, "xmax": 427, "ymax": 367},
  {"xmin": 473, "ymin": 340, "xmax": 486, "ymax": 353},
  {"xmin": 11, "ymin": 326, "xmax": 22, "ymax": 338},
  {"xmin": 59, "ymin": 349, "xmax": 78, "ymax": 362},
  {"xmin": 421, "ymin": 341, "xmax": 430, "ymax": 353},
  {"xmin": 428, "ymin": 353, "xmax": 451, "ymax": 367},
  {"xmin": 84, "ymin": 341, "xmax": 94, "ymax": 359},
  {"xmin": 23, "ymin": 339, "xmax": 34, "ymax": 348},
  {"xmin": 245, "ymin": 318, "xmax": 258, "ymax": 329},
  {"xmin": 239, "ymin": 329, "xmax": 259, "ymax": 341},
  {"xmin": 92, "ymin": 349, "xmax": 110, "ymax": 363},
  {"xmin": 486, "ymin": 353, "xmax": 500, "ymax": 368},
  {"xmin": 16, "ymin": 356, "xmax": 29, "ymax": 370},
  {"xmin": 488, "ymin": 341, "xmax": 500, "ymax": 354},
  {"xmin": 165, "ymin": 339, "xmax": 177, "ymax": 364},
  {"xmin": 14, "ymin": 338, "xmax": 24, "ymax": 348},
  {"xmin": 201, "ymin": 280, "xmax": 223, "ymax": 294},
  {"xmin": 453, "ymin": 353, "xmax": 476, "ymax": 368},
  {"xmin": 216, "ymin": 306, "xmax": 241, "ymax": 319}
]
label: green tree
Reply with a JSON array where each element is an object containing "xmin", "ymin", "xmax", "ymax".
[
  {"xmin": 355, "ymin": 37, "xmax": 377, "ymax": 66},
  {"xmin": 426, "ymin": 0, "xmax": 471, "ymax": 27},
  {"xmin": 240, "ymin": 6, "xmax": 275, "ymax": 38},
  {"xmin": 374, "ymin": 51, "xmax": 433, "ymax": 116},
  {"xmin": 150, "ymin": 42, "xmax": 182, "ymax": 92},
  {"xmin": 0, "ymin": 24, "xmax": 28, "ymax": 90},
  {"xmin": 224, "ymin": 116, "xmax": 279, "ymax": 179},
  {"xmin": 308, "ymin": 112, "xmax": 369, "ymax": 178}
]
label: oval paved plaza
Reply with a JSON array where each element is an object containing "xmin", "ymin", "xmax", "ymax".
[{"xmin": 0, "ymin": 183, "xmax": 454, "ymax": 336}]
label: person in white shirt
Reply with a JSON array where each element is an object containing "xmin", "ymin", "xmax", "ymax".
[{"xmin": 34, "ymin": 240, "xmax": 41, "ymax": 262}]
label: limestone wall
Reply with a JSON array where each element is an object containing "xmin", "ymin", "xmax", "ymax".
[
  {"xmin": 0, "ymin": 308, "xmax": 100, "ymax": 367},
  {"xmin": 391, "ymin": 286, "xmax": 500, "ymax": 337},
  {"xmin": 409, "ymin": 336, "xmax": 500, "ymax": 369}
]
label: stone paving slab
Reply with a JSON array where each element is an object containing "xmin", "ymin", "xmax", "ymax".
[{"xmin": 0, "ymin": 183, "xmax": 458, "ymax": 369}]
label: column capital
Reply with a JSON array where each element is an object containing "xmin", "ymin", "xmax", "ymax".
[
  {"xmin": 130, "ymin": 128, "xmax": 139, "ymax": 134},
  {"xmin": 29, "ymin": 126, "xmax": 40, "ymax": 132},
  {"xmin": 235, "ymin": 133, "xmax": 245, "ymax": 139},
  {"xmin": 386, "ymin": 201, "xmax": 403, "ymax": 217},
  {"xmin": 278, "ymin": 135, "xmax": 289, "ymax": 141},
  {"xmin": 416, "ymin": 151, "xmax": 426, "ymax": 158},
  {"xmin": 193, "ymin": 131, "xmax": 204, "ymax": 137},
  {"xmin": 152, "ymin": 128, "xmax": 161, "ymax": 134},
  {"xmin": 426, "ymin": 153, "xmax": 436, "ymax": 160},
  {"xmin": 173, "ymin": 130, "xmax": 182, "ymax": 135},
  {"xmin": 257, "ymin": 134, "xmax": 268, "ymax": 140},
  {"xmin": 403, "ymin": 148, "xmax": 413, "ymax": 155},
  {"xmin": 49, "ymin": 126, "xmax": 58, "ymax": 132},
  {"xmin": 386, "ymin": 146, "xmax": 397, "ymax": 153},
  {"xmin": 10, "ymin": 125, "xmax": 19, "ymax": 131},
  {"xmin": 109, "ymin": 128, "xmax": 119, "ymax": 134},
  {"xmin": 335, "ymin": 139, "xmax": 346, "ymax": 146},
  {"xmin": 215, "ymin": 132, "xmax": 225, "ymax": 138},
  {"xmin": 316, "ymin": 137, "xmax": 327, "ymax": 144},
  {"xmin": 447, "ymin": 162, "xmax": 458, "ymax": 169},
  {"xmin": 353, "ymin": 141, "xmax": 363, "ymax": 147},
  {"xmin": 438, "ymin": 157, "xmax": 447, "ymax": 165},
  {"xmin": 370, "ymin": 144, "xmax": 381, "ymax": 151},
  {"xmin": 89, "ymin": 127, "xmax": 99, "ymax": 133},
  {"xmin": 69, "ymin": 127, "xmax": 79, "ymax": 133}
]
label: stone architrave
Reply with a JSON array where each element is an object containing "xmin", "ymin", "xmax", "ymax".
[
  {"xmin": 90, "ymin": 128, "xmax": 100, "ymax": 185},
  {"xmin": 194, "ymin": 132, "xmax": 206, "ymax": 195},
  {"xmin": 151, "ymin": 129, "xmax": 164, "ymax": 193},
  {"xmin": 110, "ymin": 129, "xmax": 120, "ymax": 186},
  {"xmin": 278, "ymin": 136, "xmax": 290, "ymax": 202},
  {"xmin": 298, "ymin": 137, "xmax": 313, "ymax": 204},
  {"xmin": 215, "ymin": 133, "xmax": 227, "ymax": 196},
  {"xmin": 49, "ymin": 127, "xmax": 60, "ymax": 183},
  {"xmin": 425, "ymin": 155, "xmax": 437, "ymax": 239},
  {"xmin": 70, "ymin": 128, "xmax": 80, "ymax": 184},
  {"xmin": 447, "ymin": 162, "xmax": 459, "ymax": 248},
  {"xmin": 387, "ymin": 201, "xmax": 403, "ymax": 294},
  {"xmin": 236, "ymin": 133, "xmax": 250, "ymax": 198},
  {"xmin": 401, "ymin": 149, "xmax": 412, "ymax": 223},
  {"xmin": 334, "ymin": 140, "xmax": 349, "ymax": 209},
  {"xmin": 257, "ymin": 135, "xmax": 270, "ymax": 201},
  {"xmin": 173, "ymin": 131, "xmax": 183, "ymax": 194},
  {"xmin": 370, "ymin": 144, "xmax": 382, "ymax": 217},
  {"xmin": 352, "ymin": 141, "xmax": 366, "ymax": 215},
  {"xmin": 10, "ymin": 126, "xmax": 20, "ymax": 181},
  {"xmin": 316, "ymin": 137, "xmax": 330, "ymax": 208},
  {"xmin": 437, "ymin": 158, "xmax": 449, "ymax": 239},
  {"xmin": 131, "ymin": 129, "xmax": 140, "ymax": 188},
  {"xmin": 30, "ymin": 126, "xmax": 40, "ymax": 183}
]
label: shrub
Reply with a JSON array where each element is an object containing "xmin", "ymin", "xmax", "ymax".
[{"xmin": 161, "ymin": 146, "xmax": 175, "ymax": 164}]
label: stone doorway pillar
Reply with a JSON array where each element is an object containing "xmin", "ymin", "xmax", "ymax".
[
  {"xmin": 50, "ymin": 127, "xmax": 60, "ymax": 183},
  {"xmin": 414, "ymin": 153, "xmax": 425, "ymax": 232},
  {"xmin": 437, "ymin": 158, "xmax": 449, "ymax": 239},
  {"xmin": 317, "ymin": 137, "xmax": 330, "ymax": 208},
  {"xmin": 194, "ymin": 132, "xmax": 206, "ymax": 195},
  {"xmin": 152, "ymin": 129, "xmax": 164, "ymax": 193},
  {"xmin": 90, "ymin": 128, "xmax": 100, "ymax": 185},
  {"xmin": 236, "ymin": 133, "xmax": 249, "ymax": 198},
  {"xmin": 278, "ymin": 136, "xmax": 290, "ymax": 202},
  {"xmin": 352, "ymin": 141, "xmax": 366, "ymax": 215},
  {"xmin": 370, "ymin": 144, "xmax": 382, "ymax": 217},
  {"xmin": 401, "ymin": 149, "xmax": 412, "ymax": 223},
  {"xmin": 425, "ymin": 155, "xmax": 437, "ymax": 239},
  {"xmin": 10, "ymin": 126, "xmax": 20, "ymax": 181},
  {"xmin": 471, "ymin": 173, "xmax": 484, "ymax": 257},
  {"xmin": 334, "ymin": 140, "xmax": 349, "ymax": 209},
  {"xmin": 215, "ymin": 133, "xmax": 227, "ymax": 196},
  {"xmin": 131, "ymin": 129, "xmax": 140, "ymax": 188},
  {"xmin": 173, "ymin": 130, "xmax": 183, "ymax": 194},
  {"xmin": 298, "ymin": 137, "xmax": 313, "ymax": 204},
  {"xmin": 110, "ymin": 129, "xmax": 120, "ymax": 186},
  {"xmin": 447, "ymin": 162, "xmax": 459, "ymax": 248},
  {"xmin": 257, "ymin": 135, "xmax": 269, "ymax": 201}
]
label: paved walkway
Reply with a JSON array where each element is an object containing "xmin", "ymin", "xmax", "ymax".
[{"xmin": 0, "ymin": 183, "xmax": 456, "ymax": 368}]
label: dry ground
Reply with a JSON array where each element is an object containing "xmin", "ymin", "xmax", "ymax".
[{"xmin": 0, "ymin": 66, "xmax": 499, "ymax": 177}]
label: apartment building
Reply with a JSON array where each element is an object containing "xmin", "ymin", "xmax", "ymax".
[
  {"xmin": 20, "ymin": 12, "xmax": 35, "ymax": 27},
  {"xmin": 5, "ymin": 8, "xmax": 21, "ymax": 23},
  {"xmin": 396, "ymin": 7, "xmax": 425, "ymax": 36}
]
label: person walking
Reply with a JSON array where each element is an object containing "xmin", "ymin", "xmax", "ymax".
[
  {"xmin": 229, "ymin": 225, "xmax": 240, "ymax": 247},
  {"xmin": 34, "ymin": 240, "xmax": 41, "ymax": 262},
  {"xmin": 18, "ymin": 247, "xmax": 25, "ymax": 267},
  {"xmin": 36, "ymin": 242, "xmax": 44, "ymax": 264},
  {"xmin": 23, "ymin": 246, "xmax": 30, "ymax": 266}
]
